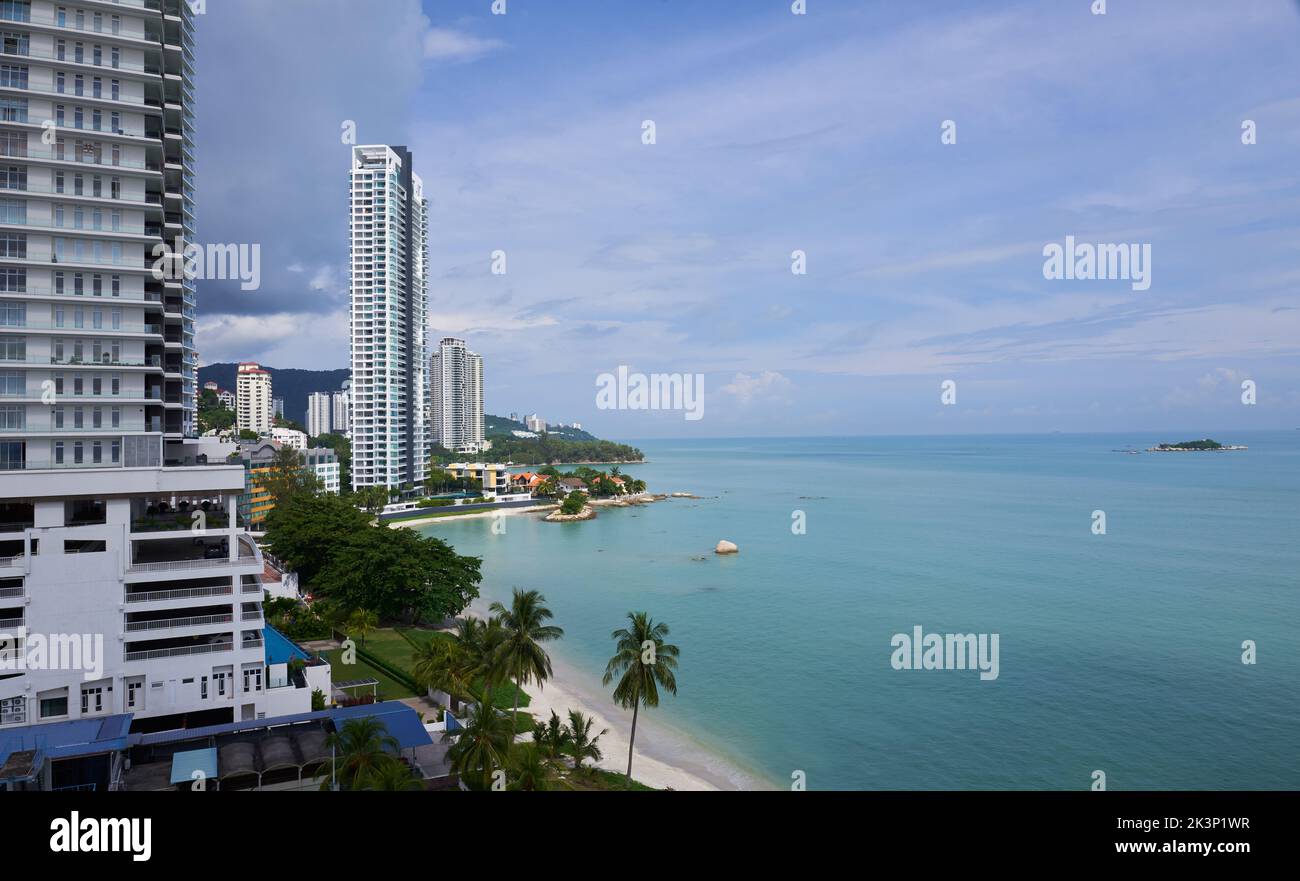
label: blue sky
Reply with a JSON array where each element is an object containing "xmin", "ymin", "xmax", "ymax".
[{"xmin": 194, "ymin": 0, "xmax": 1300, "ymax": 438}]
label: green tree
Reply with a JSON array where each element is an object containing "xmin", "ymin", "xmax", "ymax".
[
  {"xmin": 264, "ymin": 493, "xmax": 372, "ymax": 586},
  {"xmin": 262, "ymin": 445, "xmax": 322, "ymax": 508},
  {"xmin": 313, "ymin": 433, "xmax": 352, "ymax": 492},
  {"xmin": 238, "ymin": 429, "xmax": 259, "ymax": 441},
  {"xmin": 443, "ymin": 696, "xmax": 514, "ymax": 791},
  {"xmin": 532, "ymin": 710, "xmax": 571, "ymax": 761},
  {"xmin": 490, "ymin": 589, "xmax": 564, "ymax": 725},
  {"xmin": 314, "ymin": 527, "xmax": 482, "ymax": 623},
  {"xmin": 560, "ymin": 492, "xmax": 587, "ymax": 515},
  {"xmin": 565, "ymin": 709, "xmax": 608, "ymax": 773},
  {"xmin": 354, "ymin": 485, "xmax": 389, "ymax": 516},
  {"xmin": 346, "ymin": 608, "xmax": 379, "ymax": 646},
  {"xmin": 602, "ymin": 612, "xmax": 680, "ymax": 784},
  {"xmin": 359, "ymin": 757, "xmax": 423, "ymax": 791},
  {"xmin": 412, "ymin": 636, "xmax": 468, "ymax": 706},
  {"xmin": 508, "ymin": 744, "xmax": 556, "ymax": 791},
  {"xmin": 320, "ymin": 717, "xmax": 399, "ymax": 791}
]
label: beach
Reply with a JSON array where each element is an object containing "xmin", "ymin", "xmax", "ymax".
[{"xmin": 462, "ymin": 596, "xmax": 762, "ymax": 791}]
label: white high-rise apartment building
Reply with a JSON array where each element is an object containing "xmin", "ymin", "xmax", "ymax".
[
  {"xmin": 348, "ymin": 145, "xmax": 427, "ymax": 491},
  {"xmin": 429, "ymin": 337, "xmax": 483, "ymax": 454},
  {"xmin": 235, "ymin": 362, "xmax": 271, "ymax": 435},
  {"xmin": 0, "ymin": 3, "xmax": 315, "ymax": 756},
  {"xmin": 306, "ymin": 391, "xmax": 330, "ymax": 438},
  {"xmin": 330, "ymin": 387, "xmax": 349, "ymax": 435}
]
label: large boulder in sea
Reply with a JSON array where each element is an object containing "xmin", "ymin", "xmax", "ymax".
[{"xmin": 714, "ymin": 540, "xmax": 739, "ymax": 555}]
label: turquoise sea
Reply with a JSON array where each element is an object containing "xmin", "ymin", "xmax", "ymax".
[{"xmin": 419, "ymin": 432, "xmax": 1300, "ymax": 790}]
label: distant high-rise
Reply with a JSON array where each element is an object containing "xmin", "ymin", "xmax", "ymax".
[
  {"xmin": 348, "ymin": 145, "xmax": 428, "ymax": 490},
  {"xmin": 236, "ymin": 362, "xmax": 272, "ymax": 434},
  {"xmin": 331, "ymin": 386, "xmax": 350, "ymax": 435},
  {"xmin": 429, "ymin": 337, "xmax": 484, "ymax": 454},
  {"xmin": 306, "ymin": 392, "xmax": 331, "ymax": 438}
]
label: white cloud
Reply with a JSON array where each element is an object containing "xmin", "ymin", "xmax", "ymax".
[
  {"xmin": 422, "ymin": 27, "xmax": 505, "ymax": 63},
  {"xmin": 720, "ymin": 371, "xmax": 793, "ymax": 405}
]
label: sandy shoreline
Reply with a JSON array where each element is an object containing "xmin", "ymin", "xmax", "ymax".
[{"xmin": 462, "ymin": 597, "xmax": 765, "ymax": 791}]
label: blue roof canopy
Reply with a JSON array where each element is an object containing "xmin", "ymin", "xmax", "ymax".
[{"xmin": 170, "ymin": 747, "xmax": 218, "ymax": 785}]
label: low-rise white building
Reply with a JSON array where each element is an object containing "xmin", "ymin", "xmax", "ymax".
[
  {"xmin": 305, "ymin": 448, "xmax": 340, "ymax": 495},
  {"xmin": 270, "ymin": 428, "xmax": 307, "ymax": 451}
]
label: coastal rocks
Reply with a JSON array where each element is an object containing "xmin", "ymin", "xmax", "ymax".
[
  {"xmin": 670, "ymin": 492, "xmax": 699, "ymax": 499},
  {"xmin": 714, "ymin": 540, "xmax": 739, "ymax": 555},
  {"xmin": 544, "ymin": 506, "xmax": 596, "ymax": 523}
]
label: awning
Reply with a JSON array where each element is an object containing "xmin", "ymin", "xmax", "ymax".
[{"xmin": 169, "ymin": 747, "xmax": 218, "ymax": 786}]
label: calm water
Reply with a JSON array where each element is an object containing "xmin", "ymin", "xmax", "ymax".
[{"xmin": 420, "ymin": 432, "xmax": 1300, "ymax": 790}]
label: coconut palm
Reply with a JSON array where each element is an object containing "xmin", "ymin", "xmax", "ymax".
[
  {"xmin": 507, "ymin": 743, "xmax": 556, "ymax": 791},
  {"xmin": 360, "ymin": 757, "xmax": 423, "ymax": 791},
  {"xmin": 411, "ymin": 635, "xmax": 466, "ymax": 709},
  {"xmin": 347, "ymin": 608, "xmax": 379, "ymax": 646},
  {"xmin": 443, "ymin": 695, "xmax": 515, "ymax": 790},
  {"xmin": 602, "ymin": 612, "xmax": 679, "ymax": 785},
  {"xmin": 565, "ymin": 709, "xmax": 609, "ymax": 773},
  {"xmin": 320, "ymin": 717, "xmax": 399, "ymax": 791},
  {"xmin": 532, "ymin": 709, "xmax": 571, "ymax": 761},
  {"xmin": 490, "ymin": 589, "xmax": 565, "ymax": 724},
  {"xmin": 448, "ymin": 616, "xmax": 507, "ymax": 705}
]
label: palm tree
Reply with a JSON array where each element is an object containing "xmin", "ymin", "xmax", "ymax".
[
  {"xmin": 507, "ymin": 743, "xmax": 555, "ymax": 791},
  {"xmin": 320, "ymin": 717, "xmax": 399, "ymax": 791},
  {"xmin": 411, "ymin": 636, "xmax": 467, "ymax": 710},
  {"xmin": 532, "ymin": 709, "xmax": 571, "ymax": 761},
  {"xmin": 602, "ymin": 612, "xmax": 679, "ymax": 785},
  {"xmin": 347, "ymin": 608, "xmax": 378, "ymax": 647},
  {"xmin": 565, "ymin": 709, "xmax": 609, "ymax": 773},
  {"xmin": 360, "ymin": 756, "xmax": 423, "ymax": 791},
  {"xmin": 452, "ymin": 616, "xmax": 509, "ymax": 706},
  {"xmin": 443, "ymin": 695, "xmax": 515, "ymax": 790},
  {"xmin": 490, "ymin": 589, "xmax": 565, "ymax": 725}
]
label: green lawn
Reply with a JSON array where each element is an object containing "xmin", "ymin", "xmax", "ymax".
[
  {"xmin": 344, "ymin": 627, "xmax": 533, "ymax": 711},
  {"xmin": 567, "ymin": 768, "xmax": 660, "ymax": 792},
  {"xmin": 322, "ymin": 648, "xmax": 417, "ymax": 700}
]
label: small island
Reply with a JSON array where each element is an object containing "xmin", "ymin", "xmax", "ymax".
[{"xmin": 1147, "ymin": 438, "xmax": 1247, "ymax": 452}]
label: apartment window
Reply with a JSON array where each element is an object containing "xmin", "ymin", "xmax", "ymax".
[
  {"xmin": 126, "ymin": 681, "xmax": 142, "ymax": 710},
  {"xmin": 110, "ymin": 439, "xmax": 119, "ymax": 463},
  {"xmin": 199, "ymin": 676, "xmax": 207, "ymax": 700},
  {"xmin": 39, "ymin": 694, "xmax": 68, "ymax": 720},
  {"xmin": 0, "ymin": 164, "xmax": 22, "ymax": 190},
  {"xmin": 80, "ymin": 685, "xmax": 105, "ymax": 714},
  {"xmin": 0, "ymin": 337, "xmax": 23, "ymax": 360},
  {"xmin": 0, "ymin": 130, "xmax": 24, "ymax": 158},
  {"xmin": 214, "ymin": 672, "xmax": 229, "ymax": 697},
  {"xmin": 53, "ymin": 271, "xmax": 64, "ymax": 294},
  {"xmin": 0, "ymin": 198, "xmax": 24, "ymax": 223},
  {"xmin": 0, "ymin": 31, "xmax": 28, "ymax": 56},
  {"xmin": 0, "ymin": 97, "xmax": 26, "ymax": 123},
  {"xmin": 0, "ymin": 440, "xmax": 23, "ymax": 470},
  {"xmin": 110, "ymin": 79, "xmax": 119, "ymax": 101},
  {"xmin": 242, "ymin": 666, "xmax": 262, "ymax": 693},
  {"xmin": 110, "ymin": 406, "xmax": 119, "ymax": 428},
  {"xmin": 0, "ymin": 369, "xmax": 19, "ymax": 395},
  {"xmin": 72, "ymin": 440, "xmax": 82, "ymax": 464},
  {"xmin": 0, "ymin": 405, "xmax": 23, "ymax": 429},
  {"xmin": 53, "ymin": 440, "xmax": 63, "ymax": 464},
  {"xmin": 0, "ymin": 62, "xmax": 26, "ymax": 88},
  {"xmin": 0, "ymin": 3, "xmax": 31, "ymax": 26},
  {"xmin": 74, "ymin": 73, "xmax": 84, "ymax": 96},
  {"xmin": 53, "ymin": 407, "xmax": 63, "ymax": 429},
  {"xmin": 91, "ymin": 441, "xmax": 101, "ymax": 463},
  {"xmin": 55, "ymin": 37, "xmax": 64, "ymax": 60},
  {"xmin": 0, "ymin": 232, "xmax": 22, "ymax": 258},
  {"xmin": 92, "ymin": 45, "xmax": 101, "ymax": 66},
  {"xmin": 110, "ymin": 275, "xmax": 120, "ymax": 296},
  {"xmin": 111, "ymin": 47, "xmax": 119, "ymax": 69},
  {"xmin": 0, "ymin": 299, "xmax": 21, "ymax": 325},
  {"xmin": 92, "ymin": 275, "xmax": 102, "ymax": 296},
  {"xmin": 110, "ymin": 374, "xmax": 119, "ymax": 395}
]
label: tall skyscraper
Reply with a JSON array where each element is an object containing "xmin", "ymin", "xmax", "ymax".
[
  {"xmin": 429, "ymin": 337, "xmax": 484, "ymax": 453},
  {"xmin": 306, "ymin": 391, "xmax": 331, "ymax": 438},
  {"xmin": 330, "ymin": 385, "xmax": 349, "ymax": 435},
  {"xmin": 235, "ymin": 362, "xmax": 271, "ymax": 434},
  {"xmin": 0, "ymin": 3, "xmax": 304, "ymax": 753},
  {"xmin": 348, "ymin": 145, "xmax": 428, "ymax": 491}
]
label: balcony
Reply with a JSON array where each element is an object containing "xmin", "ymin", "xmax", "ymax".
[
  {"xmin": 127, "ymin": 535, "xmax": 256, "ymax": 575},
  {"xmin": 124, "ymin": 612, "xmax": 232, "ymax": 633},
  {"xmin": 123, "ymin": 641, "xmax": 231, "ymax": 662}
]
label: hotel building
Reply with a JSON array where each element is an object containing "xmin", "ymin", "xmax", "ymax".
[
  {"xmin": 348, "ymin": 144, "xmax": 428, "ymax": 491},
  {"xmin": 429, "ymin": 336, "xmax": 483, "ymax": 454},
  {"xmin": 305, "ymin": 390, "xmax": 329, "ymax": 437}
]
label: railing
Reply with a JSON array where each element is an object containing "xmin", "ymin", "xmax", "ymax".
[
  {"xmin": 242, "ymin": 638, "xmax": 264, "ymax": 651},
  {"xmin": 240, "ymin": 610, "xmax": 262, "ymax": 622},
  {"xmin": 51, "ymin": 783, "xmax": 97, "ymax": 792},
  {"xmin": 0, "ymin": 11, "xmax": 156, "ymax": 45},
  {"xmin": 0, "ymin": 45, "xmax": 151, "ymax": 74},
  {"xmin": 122, "ymin": 642, "xmax": 232, "ymax": 661},
  {"xmin": 127, "ymin": 555, "xmax": 254, "ymax": 574},
  {"xmin": 0, "ymin": 145, "xmax": 158, "ymax": 171},
  {"xmin": 0, "ymin": 181, "xmax": 156, "ymax": 203},
  {"xmin": 0, "ymin": 617, "xmax": 22, "ymax": 629},
  {"xmin": 124, "ymin": 613, "xmax": 231, "ymax": 632},
  {"xmin": 0, "ymin": 81, "xmax": 155, "ymax": 108},
  {"xmin": 0, "ymin": 557, "xmax": 22, "ymax": 571},
  {"xmin": 0, "ymin": 218, "xmax": 150, "ymax": 236},
  {"xmin": 125, "ymin": 585, "xmax": 231, "ymax": 603},
  {"xmin": 0, "ymin": 585, "xmax": 24, "ymax": 596}
]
